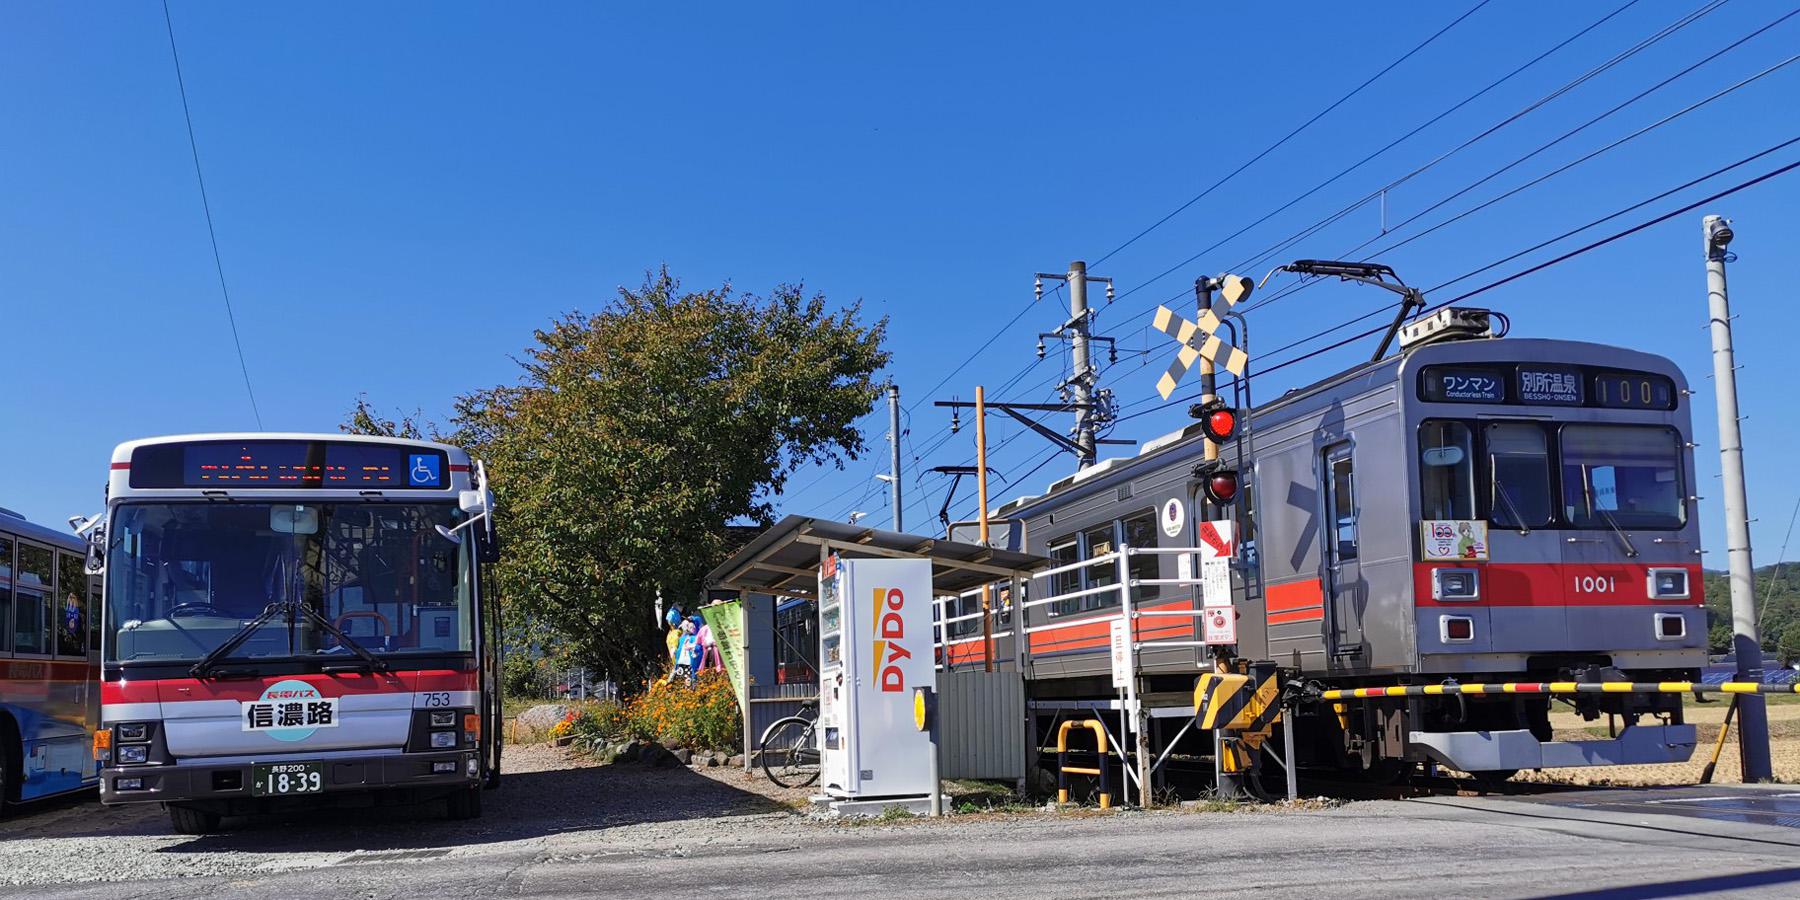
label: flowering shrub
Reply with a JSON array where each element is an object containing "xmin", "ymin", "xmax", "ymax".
[
  {"xmin": 623, "ymin": 669, "xmax": 741, "ymax": 751},
  {"xmin": 547, "ymin": 709, "xmax": 580, "ymax": 740}
]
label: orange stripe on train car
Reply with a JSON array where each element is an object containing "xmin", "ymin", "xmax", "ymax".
[
  {"xmin": 1267, "ymin": 607, "xmax": 1324, "ymax": 625},
  {"xmin": 1265, "ymin": 579, "xmax": 1323, "ymax": 613}
]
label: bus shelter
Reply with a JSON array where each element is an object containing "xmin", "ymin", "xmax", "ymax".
[{"xmin": 706, "ymin": 515, "xmax": 1049, "ymax": 782}]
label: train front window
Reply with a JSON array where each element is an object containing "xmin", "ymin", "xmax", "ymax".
[
  {"xmin": 1419, "ymin": 421, "xmax": 1476, "ymax": 519},
  {"xmin": 1484, "ymin": 423, "xmax": 1553, "ymax": 529},
  {"xmin": 105, "ymin": 502, "xmax": 475, "ymax": 664},
  {"xmin": 1560, "ymin": 425, "xmax": 1685, "ymax": 529}
]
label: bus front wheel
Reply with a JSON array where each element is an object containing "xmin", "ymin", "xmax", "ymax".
[
  {"xmin": 168, "ymin": 805, "xmax": 221, "ymax": 835},
  {"xmin": 445, "ymin": 785, "xmax": 483, "ymax": 820}
]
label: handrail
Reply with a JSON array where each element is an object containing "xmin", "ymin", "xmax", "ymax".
[{"xmin": 1030, "ymin": 550, "xmax": 1124, "ymax": 580}]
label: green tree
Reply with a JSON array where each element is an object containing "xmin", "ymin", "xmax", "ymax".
[{"xmin": 351, "ymin": 269, "xmax": 888, "ymax": 685}]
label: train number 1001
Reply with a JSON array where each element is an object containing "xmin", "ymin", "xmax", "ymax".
[{"xmin": 1572, "ymin": 575, "xmax": 1616, "ymax": 594}]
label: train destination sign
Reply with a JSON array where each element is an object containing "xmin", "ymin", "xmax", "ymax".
[{"xmin": 1517, "ymin": 365, "xmax": 1583, "ymax": 405}]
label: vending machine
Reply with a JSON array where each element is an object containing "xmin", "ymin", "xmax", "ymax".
[{"xmin": 816, "ymin": 555, "xmax": 934, "ymax": 800}]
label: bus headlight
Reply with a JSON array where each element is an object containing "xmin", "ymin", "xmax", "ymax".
[
  {"xmin": 116, "ymin": 723, "xmax": 149, "ymax": 742},
  {"xmin": 117, "ymin": 745, "xmax": 150, "ymax": 765},
  {"xmin": 430, "ymin": 731, "xmax": 458, "ymax": 749},
  {"xmin": 1647, "ymin": 568, "xmax": 1690, "ymax": 600}
]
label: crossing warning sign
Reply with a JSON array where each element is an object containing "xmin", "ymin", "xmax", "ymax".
[
  {"xmin": 1197, "ymin": 520, "xmax": 1234, "ymax": 607},
  {"xmin": 1203, "ymin": 605, "xmax": 1236, "ymax": 645}
]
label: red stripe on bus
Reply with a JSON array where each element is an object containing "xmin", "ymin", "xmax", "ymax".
[
  {"xmin": 102, "ymin": 669, "xmax": 476, "ymax": 704},
  {"xmin": 110, "ymin": 462, "xmax": 130, "ymax": 470},
  {"xmin": 450, "ymin": 465, "xmax": 470, "ymax": 472},
  {"xmin": 1266, "ymin": 579, "xmax": 1323, "ymax": 613}
]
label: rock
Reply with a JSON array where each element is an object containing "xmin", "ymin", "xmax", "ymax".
[
  {"xmin": 704, "ymin": 753, "xmax": 721, "ymax": 767},
  {"xmin": 610, "ymin": 742, "xmax": 640, "ymax": 764},
  {"xmin": 517, "ymin": 704, "xmax": 571, "ymax": 733},
  {"xmin": 727, "ymin": 755, "xmax": 744, "ymax": 769},
  {"xmin": 671, "ymin": 748, "xmax": 693, "ymax": 765},
  {"xmin": 640, "ymin": 742, "xmax": 678, "ymax": 767}
]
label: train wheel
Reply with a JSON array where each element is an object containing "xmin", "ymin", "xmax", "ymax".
[{"xmin": 168, "ymin": 805, "xmax": 221, "ymax": 835}]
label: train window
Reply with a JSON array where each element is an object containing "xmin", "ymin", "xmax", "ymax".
[
  {"xmin": 13, "ymin": 543, "xmax": 52, "ymax": 654},
  {"xmin": 56, "ymin": 551, "xmax": 85, "ymax": 657},
  {"xmin": 1419, "ymin": 421, "xmax": 1477, "ymax": 520},
  {"xmin": 1485, "ymin": 423, "xmax": 1554, "ymax": 529},
  {"xmin": 1559, "ymin": 425, "xmax": 1685, "ymax": 529},
  {"xmin": 0, "ymin": 535, "xmax": 12, "ymax": 650},
  {"xmin": 1121, "ymin": 511, "xmax": 1161, "ymax": 601},
  {"xmin": 1326, "ymin": 452, "xmax": 1358, "ymax": 562},
  {"xmin": 1081, "ymin": 524, "xmax": 1118, "ymax": 611},
  {"xmin": 1047, "ymin": 539, "xmax": 1079, "ymax": 617}
]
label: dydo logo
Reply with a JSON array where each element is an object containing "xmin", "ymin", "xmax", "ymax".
[
  {"xmin": 868, "ymin": 587, "xmax": 913, "ymax": 693},
  {"xmin": 241, "ymin": 679, "xmax": 340, "ymax": 742}
]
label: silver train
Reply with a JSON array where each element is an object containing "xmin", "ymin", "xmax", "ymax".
[{"xmin": 947, "ymin": 310, "xmax": 1705, "ymax": 778}]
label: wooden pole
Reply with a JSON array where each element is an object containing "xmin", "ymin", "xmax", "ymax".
[{"xmin": 976, "ymin": 385, "xmax": 992, "ymax": 672}]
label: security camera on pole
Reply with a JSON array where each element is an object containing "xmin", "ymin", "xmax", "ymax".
[{"xmin": 1703, "ymin": 214, "xmax": 1773, "ymax": 782}]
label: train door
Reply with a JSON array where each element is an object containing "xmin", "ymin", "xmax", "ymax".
[{"xmin": 1322, "ymin": 442, "xmax": 1365, "ymax": 656}]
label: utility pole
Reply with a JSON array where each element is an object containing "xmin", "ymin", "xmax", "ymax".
[
  {"xmin": 976, "ymin": 386, "xmax": 993, "ymax": 672},
  {"xmin": 1704, "ymin": 214, "xmax": 1772, "ymax": 782},
  {"xmin": 1035, "ymin": 262, "xmax": 1115, "ymax": 469},
  {"xmin": 887, "ymin": 382, "xmax": 903, "ymax": 532}
]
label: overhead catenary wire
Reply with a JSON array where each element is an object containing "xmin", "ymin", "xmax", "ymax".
[
  {"xmin": 160, "ymin": 0, "xmax": 263, "ymax": 429},
  {"xmin": 1090, "ymin": 0, "xmax": 1496, "ymax": 268},
  {"xmin": 1104, "ymin": 0, "xmax": 1738, "ymax": 327}
]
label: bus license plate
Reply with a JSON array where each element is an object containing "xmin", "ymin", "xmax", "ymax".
[{"xmin": 252, "ymin": 762, "xmax": 325, "ymax": 797}]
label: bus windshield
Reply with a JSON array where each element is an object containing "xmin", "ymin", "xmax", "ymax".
[{"xmin": 105, "ymin": 502, "xmax": 473, "ymax": 664}]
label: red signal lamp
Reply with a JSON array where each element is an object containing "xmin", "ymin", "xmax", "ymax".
[
  {"xmin": 1188, "ymin": 398, "xmax": 1240, "ymax": 444},
  {"xmin": 1203, "ymin": 470, "xmax": 1239, "ymax": 505}
]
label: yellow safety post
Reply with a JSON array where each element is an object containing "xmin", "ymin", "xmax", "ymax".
[{"xmin": 1055, "ymin": 720, "xmax": 1111, "ymax": 810}]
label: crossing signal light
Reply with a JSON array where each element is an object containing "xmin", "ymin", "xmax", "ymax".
[
  {"xmin": 1203, "ymin": 470, "xmax": 1240, "ymax": 505},
  {"xmin": 1188, "ymin": 398, "xmax": 1240, "ymax": 445}
]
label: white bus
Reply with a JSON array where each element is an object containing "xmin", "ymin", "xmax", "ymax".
[{"xmin": 88, "ymin": 434, "xmax": 502, "ymax": 834}]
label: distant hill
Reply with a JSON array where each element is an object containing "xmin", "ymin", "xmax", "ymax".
[{"xmin": 1702, "ymin": 564, "xmax": 1800, "ymax": 665}]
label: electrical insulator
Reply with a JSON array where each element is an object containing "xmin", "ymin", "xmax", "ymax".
[
  {"xmin": 950, "ymin": 409, "xmax": 960, "ymax": 434},
  {"xmin": 1108, "ymin": 345, "xmax": 1117, "ymax": 364},
  {"xmin": 1106, "ymin": 283, "xmax": 1115, "ymax": 303},
  {"xmin": 1034, "ymin": 278, "xmax": 1043, "ymax": 301},
  {"xmin": 1036, "ymin": 339, "xmax": 1046, "ymax": 359}
]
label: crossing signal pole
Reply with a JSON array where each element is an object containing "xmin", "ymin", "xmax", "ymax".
[{"xmin": 1703, "ymin": 214, "xmax": 1772, "ymax": 782}]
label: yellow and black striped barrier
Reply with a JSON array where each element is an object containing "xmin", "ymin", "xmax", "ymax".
[{"xmin": 1317, "ymin": 681, "xmax": 1799, "ymax": 702}]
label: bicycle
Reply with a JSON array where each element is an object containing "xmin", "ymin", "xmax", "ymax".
[{"xmin": 758, "ymin": 699, "xmax": 821, "ymax": 788}]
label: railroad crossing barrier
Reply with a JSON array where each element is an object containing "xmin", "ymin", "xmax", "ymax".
[
  {"xmin": 1306, "ymin": 680, "xmax": 1800, "ymax": 702},
  {"xmin": 1055, "ymin": 719, "xmax": 1111, "ymax": 810}
]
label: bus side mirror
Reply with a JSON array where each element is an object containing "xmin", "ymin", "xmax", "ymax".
[{"xmin": 71, "ymin": 513, "xmax": 106, "ymax": 574}]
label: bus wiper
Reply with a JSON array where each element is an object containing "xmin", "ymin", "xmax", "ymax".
[
  {"xmin": 1493, "ymin": 482, "xmax": 1532, "ymax": 536},
  {"xmin": 1595, "ymin": 508, "xmax": 1640, "ymax": 558},
  {"xmin": 293, "ymin": 602, "xmax": 390, "ymax": 673},
  {"xmin": 190, "ymin": 601, "xmax": 288, "ymax": 679}
]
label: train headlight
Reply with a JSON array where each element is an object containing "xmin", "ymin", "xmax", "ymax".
[
  {"xmin": 1647, "ymin": 568, "xmax": 1690, "ymax": 600},
  {"xmin": 117, "ymin": 744, "xmax": 150, "ymax": 765},
  {"xmin": 1431, "ymin": 568, "xmax": 1480, "ymax": 601},
  {"xmin": 1439, "ymin": 615, "xmax": 1475, "ymax": 643},
  {"xmin": 116, "ymin": 723, "xmax": 149, "ymax": 742}
]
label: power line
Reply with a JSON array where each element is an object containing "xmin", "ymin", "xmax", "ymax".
[
  {"xmin": 1090, "ymin": 0, "xmax": 1496, "ymax": 268},
  {"xmin": 1104, "ymin": 0, "xmax": 1734, "ymax": 326},
  {"xmin": 160, "ymin": 0, "xmax": 263, "ymax": 429},
  {"xmin": 1112, "ymin": 147, "xmax": 1800, "ymax": 426}
]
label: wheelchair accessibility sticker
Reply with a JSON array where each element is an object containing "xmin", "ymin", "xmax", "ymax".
[{"xmin": 408, "ymin": 454, "xmax": 442, "ymax": 487}]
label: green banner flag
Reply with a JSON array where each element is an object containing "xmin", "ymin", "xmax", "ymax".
[{"xmin": 700, "ymin": 599, "xmax": 748, "ymax": 711}]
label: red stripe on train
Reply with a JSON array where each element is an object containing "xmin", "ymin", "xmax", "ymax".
[
  {"xmin": 1412, "ymin": 562, "xmax": 1704, "ymax": 607},
  {"xmin": 102, "ymin": 669, "xmax": 477, "ymax": 704},
  {"xmin": 1266, "ymin": 579, "xmax": 1323, "ymax": 613}
]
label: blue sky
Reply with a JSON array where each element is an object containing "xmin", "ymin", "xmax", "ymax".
[{"xmin": 4, "ymin": 2, "xmax": 1799, "ymax": 566}]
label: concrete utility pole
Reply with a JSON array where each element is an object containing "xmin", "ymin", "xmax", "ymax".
[
  {"xmin": 1703, "ymin": 214, "xmax": 1773, "ymax": 782},
  {"xmin": 887, "ymin": 382, "xmax": 903, "ymax": 532},
  {"xmin": 1068, "ymin": 262, "xmax": 1097, "ymax": 467}
]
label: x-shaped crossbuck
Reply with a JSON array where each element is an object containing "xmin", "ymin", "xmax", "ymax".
[{"xmin": 1151, "ymin": 305, "xmax": 1247, "ymax": 399}]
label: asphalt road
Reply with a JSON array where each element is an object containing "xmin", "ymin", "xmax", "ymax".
[{"xmin": 3, "ymin": 749, "xmax": 1798, "ymax": 899}]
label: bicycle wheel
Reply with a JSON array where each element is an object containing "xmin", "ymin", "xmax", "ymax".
[{"xmin": 759, "ymin": 716, "xmax": 820, "ymax": 789}]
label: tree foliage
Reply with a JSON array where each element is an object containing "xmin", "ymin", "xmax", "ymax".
[
  {"xmin": 1703, "ymin": 565, "xmax": 1800, "ymax": 666},
  {"xmin": 347, "ymin": 270, "xmax": 888, "ymax": 684}
]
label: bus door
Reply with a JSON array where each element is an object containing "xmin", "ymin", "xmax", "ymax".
[{"xmin": 1322, "ymin": 442, "xmax": 1365, "ymax": 658}]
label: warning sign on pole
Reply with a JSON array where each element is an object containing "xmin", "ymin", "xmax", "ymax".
[
  {"xmin": 1109, "ymin": 617, "xmax": 1131, "ymax": 689},
  {"xmin": 1203, "ymin": 605, "xmax": 1236, "ymax": 645},
  {"xmin": 1197, "ymin": 520, "xmax": 1235, "ymax": 607}
]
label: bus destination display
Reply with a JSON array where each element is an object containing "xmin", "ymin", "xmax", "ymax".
[{"xmin": 129, "ymin": 441, "xmax": 450, "ymax": 490}]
